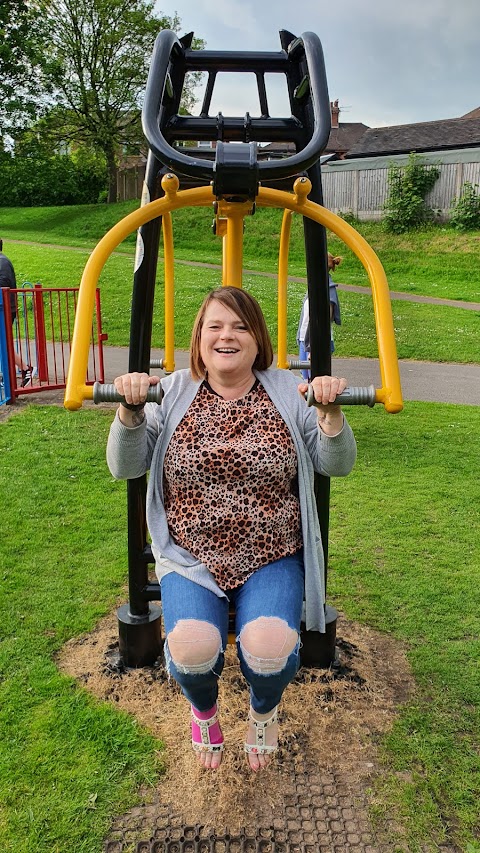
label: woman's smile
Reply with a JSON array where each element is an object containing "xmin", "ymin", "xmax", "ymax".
[{"xmin": 200, "ymin": 303, "xmax": 258, "ymax": 383}]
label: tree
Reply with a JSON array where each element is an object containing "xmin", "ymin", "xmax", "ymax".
[
  {"xmin": 0, "ymin": 1, "xmax": 49, "ymax": 143},
  {"xmin": 36, "ymin": 0, "xmax": 203, "ymax": 201},
  {"xmin": 0, "ymin": 142, "xmax": 107, "ymax": 206}
]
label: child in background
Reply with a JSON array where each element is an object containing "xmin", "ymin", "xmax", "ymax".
[
  {"xmin": 297, "ymin": 252, "xmax": 342, "ymax": 380},
  {"xmin": 0, "ymin": 238, "xmax": 33, "ymax": 386}
]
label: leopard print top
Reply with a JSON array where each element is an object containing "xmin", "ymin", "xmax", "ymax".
[{"xmin": 163, "ymin": 380, "xmax": 302, "ymax": 590}]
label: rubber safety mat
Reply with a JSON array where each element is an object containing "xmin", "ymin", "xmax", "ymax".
[{"xmin": 103, "ymin": 763, "xmax": 395, "ymax": 852}]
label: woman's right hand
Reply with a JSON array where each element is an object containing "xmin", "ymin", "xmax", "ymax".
[{"xmin": 114, "ymin": 372, "xmax": 160, "ymax": 424}]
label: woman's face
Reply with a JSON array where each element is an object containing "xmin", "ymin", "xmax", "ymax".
[{"xmin": 200, "ymin": 301, "xmax": 259, "ymax": 381}]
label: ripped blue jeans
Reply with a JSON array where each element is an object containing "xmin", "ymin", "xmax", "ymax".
[{"xmin": 160, "ymin": 551, "xmax": 304, "ymax": 714}]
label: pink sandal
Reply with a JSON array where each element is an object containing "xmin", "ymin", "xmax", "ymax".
[{"xmin": 191, "ymin": 704, "xmax": 224, "ymax": 757}]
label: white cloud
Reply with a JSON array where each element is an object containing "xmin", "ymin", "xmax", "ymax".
[
  {"xmin": 195, "ymin": 0, "xmax": 258, "ymax": 37},
  {"xmin": 168, "ymin": 0, "xmax": 480, "ymax": 126}
]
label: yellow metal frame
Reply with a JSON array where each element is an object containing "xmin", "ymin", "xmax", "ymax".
[
  {"xmin": 277, "ymin": 209, "xmax": 293, "ymax": 370},
  {"xmin": 65, "ymin": 173, "xmax": 403, "ymax": 413},
  {"xmin": 162, "ymin": 211, "xmax": 175, "ymax": 373},
  {"xmin": 214, "ymin": 198, "xmax": 254, "ymax": 287}
]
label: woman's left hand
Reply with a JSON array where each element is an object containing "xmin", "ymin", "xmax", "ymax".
[{"xmin": 298, "ymin": 375, "xmax": 347, "ymax": 435}]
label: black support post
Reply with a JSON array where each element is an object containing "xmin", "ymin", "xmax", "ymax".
[
  {"xmin": 280, "ymin": 29, "xmax": 337, "ymax": 666},
  {"xmin": 117, "ymin": 152, "xmax": 164, "ymax": 667}
]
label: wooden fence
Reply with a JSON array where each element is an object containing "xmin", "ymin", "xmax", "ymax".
[
  {"xmin": 322, "ymin": 149, "xmax": 480, "ymax": 220},
  {"xmin": 117, "ymin": 164, "xmax": 146, "ymax": 203},
  {"xmin": 116, "ymin": 147, "xmax": 480, "ymax": 220}
]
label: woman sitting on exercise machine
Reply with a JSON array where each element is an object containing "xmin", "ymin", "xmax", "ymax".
[{"xmin": 107, "ymin": 287, "xmax": 356, "ymax": 772}]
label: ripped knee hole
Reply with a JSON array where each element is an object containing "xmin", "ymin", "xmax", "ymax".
[
  {"xmin": 239, "ymin": 616, "xmax": 298, "ymax": 672},
  {"xmin": 167, "ymin": 618, "xmax": 222, "ymax": 668}
]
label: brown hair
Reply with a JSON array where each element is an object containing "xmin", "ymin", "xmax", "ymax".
[
  {"xmin": 189, "ymin": 287, "xmax": 273, "ymax": 380},
  {"xmin": 328, "ymin": 252, "xmax": 342, "ymax": 272}
]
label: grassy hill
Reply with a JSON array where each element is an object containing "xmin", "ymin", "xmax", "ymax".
[
  {"xmin": 1, "ymin": 202, "xmax": 479, "ymax": 361},
  {"xmin": 1, "ymin": 201, "xmax": 479, "ymax": 300}
]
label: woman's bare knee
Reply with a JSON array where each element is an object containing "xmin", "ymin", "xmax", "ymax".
[
  {"xmin": 167, "ymin": 619, "xmax": 222, "ymax": 669},
  {"xmin": 239, "ymin": 616, "xmax": 298, "ymax": 673}
]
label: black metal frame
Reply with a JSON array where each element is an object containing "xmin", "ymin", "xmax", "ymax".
[{"xmin": 118, "ymin": 28, "xmax": 336, "ymax": 668}]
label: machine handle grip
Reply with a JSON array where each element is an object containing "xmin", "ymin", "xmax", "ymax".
[
  {"xmin": 305, "ymin": 384, "xmax": 376, "ymax": 408},
  {"xmin": 92, "ymin": 382, "xmax": 164, "ymax": 406}
]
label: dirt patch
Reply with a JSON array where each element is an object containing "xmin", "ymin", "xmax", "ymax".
[
  {"xmin": 0, "ymin": 390, "xmax": 65, "ymax": 422},
  {"xmin": 58, "ymin": 610, "xmax": 415, "ymax": 832},
  {"xmin": 0, "ymin": 395, "xmax": 32, "ymax": 422},
  {"xmin": 0, "ymin": 391, "xmax": 116, "ymax": 423}
]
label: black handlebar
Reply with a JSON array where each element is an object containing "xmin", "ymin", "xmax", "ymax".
[
  {"xmin": 93, "ymin": 380, "xmax": 376, "ymax": 407},
  {"xmin": 305, "ymin": 384, "xmax": 376, "ymax": 408},
  {"xmin": 142, "ymin": 31, "xmax": 213, "ymax": 181},
  {"xmin": 92, "ymin": 382, "xmax": 164, "ymax": 406},
  {"xmin": 141, "ymin": 30, "xmax": 331, "ymax": 182},
  {"xmin": 258, "ymin": 33, "xmax": 331, "ymax": 180}
]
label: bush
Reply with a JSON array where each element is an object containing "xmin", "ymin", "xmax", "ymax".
[
  {"xmin": 450, "ymin": 182, "xmax": 480, "ymax": 231},
  {"xmin": 339, "ymin": 210, "xmax": 360, "ymax": 226},
  {"xmin": 0, "ymin": 149, "xmax": 107, "ymax": 206},
  {"xmin": 383, "ymin": 153, "xmax": 440, "ymax": 233}
]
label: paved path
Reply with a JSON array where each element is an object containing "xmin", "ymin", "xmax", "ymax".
[
  {"xmin": 5, "ymin": 239, "xmax": 479, "ymax": 407},
  {"xmin": 171, "ymin": 260, "xmax": 480, "ymax": 311},
  {"xmin": 7, "ymin": 239, "xmax": 480, "ymax": 311},
  {"xmin": 101, "ymin": 346, "xmax": 480, "ymax": 406}
]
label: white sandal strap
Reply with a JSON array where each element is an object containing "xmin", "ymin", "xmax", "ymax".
[
  {"xmin": 248, "ymin": 707, "xmax": 278, "ymax": 728},
  {"xmin": 192, "ymin": 741, "xmax": 224, "ymax": 753},
  {"xmin": 191, "ymin": 708, "xmax": 219, "ymax": 728},
  {"xmin": 245, "ymin": 707, "xmax": 278, "ymax": 754},
  {"xmin": 244, "ymin": 742, "xmax": 277, "ymax": 755}
]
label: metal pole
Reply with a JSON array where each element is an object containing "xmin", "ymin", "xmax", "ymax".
[{"xmin": 118, "ymin": 151, "xmax": 164, "ymax": 666}]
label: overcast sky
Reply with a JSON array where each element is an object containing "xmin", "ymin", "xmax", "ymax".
[{"xmin": 162, "ymin": 0, "xmax": 480, "ymax": 129}]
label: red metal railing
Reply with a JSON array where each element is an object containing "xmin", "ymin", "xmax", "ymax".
[{"xmin": 1, "ymin": 285, "xmax": 106, "ymax": 398}]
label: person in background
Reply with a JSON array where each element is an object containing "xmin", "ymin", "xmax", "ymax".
[
  {"xmin": 107, "ymin": 287, "xmax": 356, "ymax": 773},
  {"xmin": 0, "ymin": 239, "xmax": 33, "ymax": 387},
  {"xmin": 297, "ymin": 252, "xmax": 342, "ymax": 380}
]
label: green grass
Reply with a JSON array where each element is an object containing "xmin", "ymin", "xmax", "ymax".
[
  {"xmin": 1, "ymin": 203, "xmax": 480, "ymax": 302},
  {"xmin": 322, "ymin": 220, "xmax": 480, "ymax": 303},
  {"xmin": 329, "ymin": 402, "xmax": 480, "ymax": 850},
  {"xmin": 1, "ymin": 401, "xmax": 479, "ymax": 851},
  {"xmin": 0, "ymin": 406, "xmax": 163, "ymax": 853},
  {"xmin": 0, "ymin": 201, "xmax": 141, "ymax": 249},
  {"xmin": 4, "ymin": 242, "xmax": 480, "ymax": 363}
]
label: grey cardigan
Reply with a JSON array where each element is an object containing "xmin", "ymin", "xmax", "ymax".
[{"xmin": 106, "ymin": 368, "xmax": 357, "ymax": 632}]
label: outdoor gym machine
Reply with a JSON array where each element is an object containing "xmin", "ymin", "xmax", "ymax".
[{"xmin": 65, "ymin": 29, "xmax": 403, "ymax": 669}]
